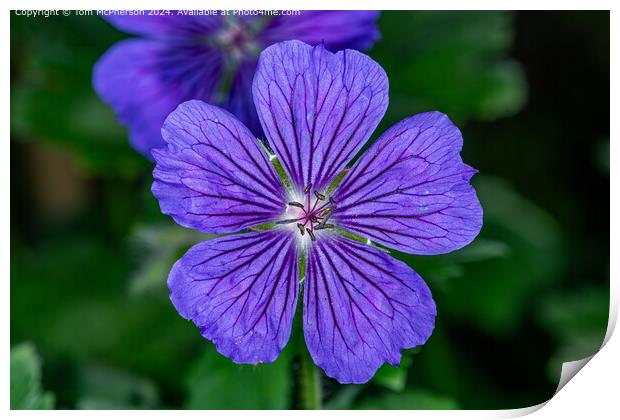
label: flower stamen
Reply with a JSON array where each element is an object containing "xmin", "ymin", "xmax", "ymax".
[
  {"xmin": 315, "ymin": 223, "xmax": 334, "ymax": 230},
  {"xmin": 277, "ymin": 187, "xmax": 337, "ymax": 239},
  {"xmin": 288, "ymin": 201, "xmax": 305, "ymax": 209},
  {"xmin": 276, "ymin": 218, "xmax": 299, "ymax": 225}
]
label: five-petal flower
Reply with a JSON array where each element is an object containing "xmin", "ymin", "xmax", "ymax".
[
  {"xmin": 93, "ymin": 11, "xmax": 380, "ymax": 157},
  {"xmin": 152, "ymin": 40, "xmax": 483, "ymax": 384}
]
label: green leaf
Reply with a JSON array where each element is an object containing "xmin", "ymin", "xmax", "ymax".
[
  {"xmin": 11, "ymin": 343, "xmax": 55, "ymax": 409},
  {"xmin": 357, "ymin": 388, "xmax": 459, "ymax": 410},
  {"xmin": 185, "ymin": 345, "xmax": 292, "ymax": 409}
]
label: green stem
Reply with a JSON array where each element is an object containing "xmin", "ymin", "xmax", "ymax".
[
  {"xmin": 294, "ymin": 265, "xmax": 321, "ymax": 410},
  {"xmin": 298, "ymin": 344, "xmax": 322, "ymax": 409}
]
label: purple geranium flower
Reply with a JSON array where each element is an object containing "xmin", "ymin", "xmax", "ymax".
[
  {"xmin": 93, "ymin": 11, "xmax": 380, "ymax": 158},
  {"xmin": 152, "ymin": 40, "xmax": 483, "ymax": 384}
]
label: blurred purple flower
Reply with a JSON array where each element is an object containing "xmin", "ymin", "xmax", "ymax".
[
  {"xmin": 152, "ymin": 40, "xmax": 483, "ymax": 383},
  {"xmin": 93, "ymin": 11, "xmax": 380, "ymax": 157}
]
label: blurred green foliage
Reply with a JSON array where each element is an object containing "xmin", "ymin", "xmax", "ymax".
[
  {"xmin": 185, "ymin": 347, "xmax": 292, "ymax": 409},
  {"xmin": 10, "ymin": 13, "xmax": 146, "ymax": 177},
  {"xmin": 358, "ymin": 389, "xmax": 459, "ymax": 410},
  {"xmin": 372, "ymin": 350, "xmax": 414, "ymax": 392},
  {"xmin": 11, "ymin": 343, "xmax": 55, "ymax": 409},
  {"xmin": 73, "ymin": 363, "xmax": 160, "ymax": 409},
  {"xmin": 539, "ymin": 286, "xmax": 609, "ymax": 382},
  {"xmin": 10, "ymin": 11, "xmax": 609, "ymax": 410},
  {"xmin": 439, "ymin": 175, "xmax": 562, "ymax": 335},
  {"xmin": 129, "ymin": 224, "xmax": 209, "ymax": 296},
  {"xmin": 373, "ymin": 11, "xmax": 527, "ymax": 130}
]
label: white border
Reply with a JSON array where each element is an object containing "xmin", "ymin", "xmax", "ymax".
[{"xmin": 4, "ymin": 1, "xmax": 616, "ymax": 418}]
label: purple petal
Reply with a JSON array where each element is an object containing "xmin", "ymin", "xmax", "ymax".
[
  {"xmin": 152, "ymin": 100, "xmax": 286, "ymax": 234},
  {"xmin": 333, "ymin": 112, "xmax": 483, "ymax": 255},
  {"xmin": 260, "ymin": 11, "xmax": 381, "ymax": 51},
  {"xmin": 169, "ymin": 230, "xmax": 299, "ymax": 363},
  {"xmin": 102, "ymin": 12, "xmax": 221, "ymax": 38},
  {"xmin": 304, "ymin": 235, "xmax": 436, "ymax": 384},
  {"xmin": 93, "ymin": 39, "xmax": 224, "ymax": 157},
  {"xmin": 253, "ymin": 40, "xmax": 388, "ymax": 192}
]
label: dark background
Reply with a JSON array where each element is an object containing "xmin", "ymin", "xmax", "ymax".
[{"xmin": 10, "ymin": 11, "xmax": 610, "ymax": 409}]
